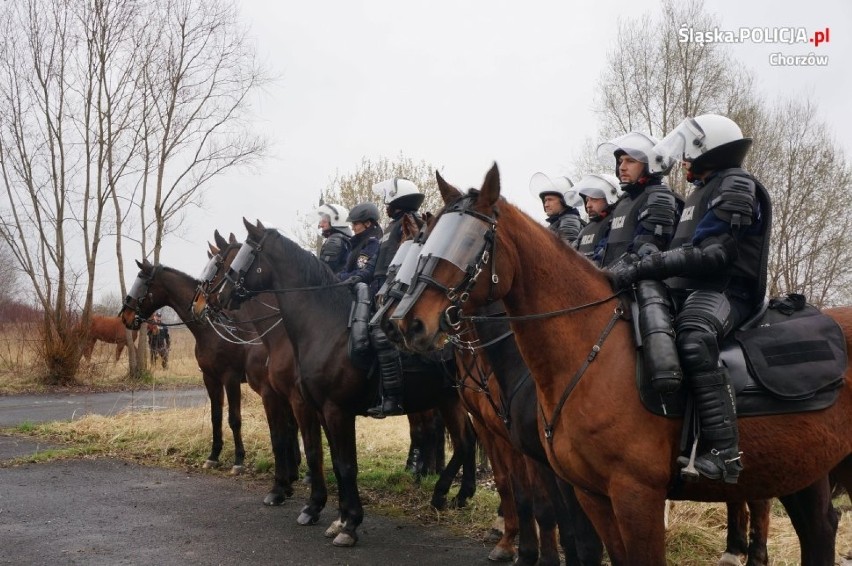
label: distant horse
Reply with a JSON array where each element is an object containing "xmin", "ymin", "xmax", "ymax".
[
  {"xmin": 120, "ymin": 260, "xmax": 311, "ymax": 510},
  {"xmin": 146, "ymin": 322, "xmax": 170, "ymax": 369},
  {"xmin": 80, "ymin": 315, "xmax": 138, "ymax": 362},
  {"xmin": 391, "ymin": 165, "xmax": 850, "ymax": 565},
  {"xmin": 193, "ymin": 222, "xmax": 478, "ymax": 548}
]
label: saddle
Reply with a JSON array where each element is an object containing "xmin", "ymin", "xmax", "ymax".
[{"xmin": 637, "ymin": 294, "xmax": 847, "ymax": 418}]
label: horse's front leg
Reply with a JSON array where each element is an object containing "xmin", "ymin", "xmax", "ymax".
[
  {"xmin": 606, "ymin": 476, "xmax": 668, "ymax": 565},
  {"xmin": 224, "ymin": 378, "xmax": 245, "ymax": 474},
  {"xmin": 295, "ymin": 399, "xmax": 328, "ymax": 526},
  {"xmin": 779, "ymin": 476, "xmax": 838, "ymax": 566},
  {"xmin": 321, "ymin": 405, "xmax": 361, "ymax": 547},
  {"xmin": 201, "ymin": 373, "xmax": 225, "ymax": 469},
  {"xmin": 259, "ymin": 388, "xmax": 295, "ymax": 505}
]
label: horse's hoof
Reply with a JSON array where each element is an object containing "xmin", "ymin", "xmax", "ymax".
[
  {"xmin": 297, "ymin": 511, "xmax": 319, "ymax": 526},
  {"xmin": 332, "ymin": 532, "xmax": 357, "ymax": 547},
  {"xmin": 324, "ymin": 519, "xmax": 343, "ymax": 538},
  {"xmin": 717, "ymin": 552, "xmax": 741, "ymax": 566},
  {"xmin": 202, "ymin": 460, "xmax": 219, "ymax": 469},
  {"xmin": 230, "ymin": 465, "xmax": 244, "ymax": 476},
  {"xmin": 263, "ymin": 492, "xmax": 285, "ymax": 506},
  {"xmin": 487, "ymin": 544, "xmax": 515, "ymax": 562},
  {"xmin": 430, "ymin": 497, "xmax": 447, "ymax": 511}
]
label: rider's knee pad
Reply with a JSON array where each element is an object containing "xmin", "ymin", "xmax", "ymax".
[{"xmin": 676, "ymin": 329, "xmax": 720, "ymax": 374}]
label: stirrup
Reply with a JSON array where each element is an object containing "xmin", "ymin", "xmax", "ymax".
[{"xmin": 366, "ymin": 404, "xmax": 387, "ymax": 419}]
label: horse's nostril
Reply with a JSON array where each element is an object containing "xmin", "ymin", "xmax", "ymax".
[{"xmin": 410, "ymin": 317, "xmax": 425, "ymax": 337}]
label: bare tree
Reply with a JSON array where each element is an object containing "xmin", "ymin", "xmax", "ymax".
[
  {"xmin": 130, "ymin": 0, "xmax": 269, "ymax": 265},
  {"xmin": 295, "ymin": 153, "xmax": 444, "ymax": 251},
  {"xmin": 754, "ymin": 100, "xmax": 852, "ymax": 307},
  {"xmin": 0, "ymin": 0, "xmax": 139, "ymax": 383},
  {"xmin": 0, "ymin": 0, "xmax": 268, "ymax": 383}
]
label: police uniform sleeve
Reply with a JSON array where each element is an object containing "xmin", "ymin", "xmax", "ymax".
[
  {"xmin": 338, "ymin": 238, "xmax": 379, "ymax": 284},
  {"xmin": 556, "ymin": 214, "xmax": 583, "ymax": 244}
]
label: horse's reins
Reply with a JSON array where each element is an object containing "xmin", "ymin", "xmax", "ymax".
[{"xmin": 419, "ymin": 193, "xmax": 629, "ymax": 445}]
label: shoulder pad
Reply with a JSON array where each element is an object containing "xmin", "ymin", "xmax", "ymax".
[
  {"xmin": 710, "ymin": 174, "xmax": 756, "ymax": 228},
  {"xmin": 637, "ymin": 188, "xmax": 677, "ymax": 231}
]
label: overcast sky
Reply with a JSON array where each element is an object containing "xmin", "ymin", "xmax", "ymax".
[{"xmin": 104, "ymin": 0, "xmax": 850, "ymax": 301}]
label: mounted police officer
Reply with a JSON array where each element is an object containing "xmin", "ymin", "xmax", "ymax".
[
  {"xmin": 337, "ymin": 202, "xmax": 382, "ymax": 285},
  {"xmin": 596, "ymin": 131, "xmax": 684, "ymax": 412},
  {"xmin": 317, "ymin": 203, "xmax": 352, "ymax": 274},
  {"xmin": 529, "ymin": 172, "xmax": 585, "ymax": 245},
  {"xmin": 366, "ymin": 178, "xmax": 425, "ymax": 418},
  {"xmin": 573, "ymin": 173, "xmax": 622, "ymax": 266},
  {"xmin": 608, "ymin": 114, "xmax": 771, "ymax": 484}
]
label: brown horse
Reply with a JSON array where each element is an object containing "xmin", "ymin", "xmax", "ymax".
[
  {"xmin": 192, "ymin": 222, "xmax": 478, "ymax": 548},
  {"xmin": 385, "ymin": 211, "xmax": 601, "ymax": 565},
  {"xmin": 80, "ymin": 315, "xmax": 138, "ymax": 362},
  {"xmin": 391, "ymin": 164, "xmax": 851, "ymax": 565},
  {"xmin": 120, "ymin": 260, "xmax": 313, "ymax": 512}
]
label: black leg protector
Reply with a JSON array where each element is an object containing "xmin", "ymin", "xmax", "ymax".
[
  {"xmin": 674, "ymin": 291, "xmax": 742, "ymax": 483},
  {"xmin": 635, "ymin": 280, "xmax": 682, "ymax": 393},
  {"xmin": 367, "ymin": 325, "xmax": 404, "ymax": 418}
]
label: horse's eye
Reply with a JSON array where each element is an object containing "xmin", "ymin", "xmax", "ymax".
[{"xmin": 256, "ymin": 267, "xmax": 262, "ymax": 274}]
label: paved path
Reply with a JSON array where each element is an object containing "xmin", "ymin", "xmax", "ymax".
[
  {"xmin": 0, "ymin": 388, "xmax": 210, "ymax": 427},
  {"xmin": 0, "ymin": 391, "xmax": 494, "ymax": 565}
]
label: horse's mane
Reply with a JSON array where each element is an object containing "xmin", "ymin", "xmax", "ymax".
[
  {"xmin": 447, "ymin": 188, "xmax": 603, "ymax": 282},
  {"xmin": 267, "ymin": 229, "xmax": 352, "ymax": 312}
]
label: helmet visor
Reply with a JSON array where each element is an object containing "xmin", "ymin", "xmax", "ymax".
[{"xmin": 655, "ymin": 118, "xmax": 706, "ymax": 164}]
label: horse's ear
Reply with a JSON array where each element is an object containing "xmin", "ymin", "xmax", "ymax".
[
  {"xmin": 135, "ymin": 260, "xmax": 144, "ymax": 269},
  {"xmin": 228, "ymin": 233, "xmax": 237, "ymax": 244},
  {"xmin": 436, "ymin": 170, "xmax": 462, "ymax": 204},
  {"xmin": 256, "ymin": 219, "xmax": 266, "ymax": 230},
  {"xmin": 213, "ymin": 230, "xmax": 228, "ymax": 249},
  {"xmin": 244, "ymin": 218, "xmax": 262, "ymax": 240},
  {"xmin": 142, "ymin": 258, "xmax": 154, "ymax": 269},
  {"xmin": 208, "ymin": 241, "xmax": 219, "ymax": 256},
  {"xmin": 479, "ymin": 163, "xmax": 501, "ymax": 208}
]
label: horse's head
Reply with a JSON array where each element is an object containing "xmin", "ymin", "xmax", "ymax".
[
  {"xmin": 390, "ymin": 164, "xmax": 514, "ymax": 352},
  {"xmin": 193, "ymin": 219, "xmax": 276, "ymax": 317},
  {"xmin": 120, "ymin": 259, "xmax": 162, "ymax": 330}
]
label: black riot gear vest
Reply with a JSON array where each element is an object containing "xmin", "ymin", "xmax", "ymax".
[
  {"xmin": 575, "ymin": 217, "xmax": 611, "ymax": 265},
  {"xmin": 602, "ymin": 180, "xmax": 678, "ymax": 265},
  {"xmin": 666, "ymin": 168, "xmax": 772, "ymax": 301},
  {"xmin": 319, "ymin": 230, "xmax": 351, "ymax": 274}
]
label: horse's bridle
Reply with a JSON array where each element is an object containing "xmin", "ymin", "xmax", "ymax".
[
  {"xmin": 391, "ymin": 193, "xmax": 500, "ymax": 333},
  {"xmin": 204, "ymin": 232, "xmax": 270, "ymax": 307},
  {"xmin": 122, "ymin": 264, "xmax": 163, "ymax": 327}
]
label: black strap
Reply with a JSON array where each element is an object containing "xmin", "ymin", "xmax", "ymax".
[{"xmin": 539, "ymin": 306, "xmax": 624, "ymax": 443}]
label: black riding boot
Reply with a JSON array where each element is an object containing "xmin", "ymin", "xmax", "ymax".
[
  {"xmin": 636, "ymin": 280, "xmax": 682, "ymax": 393},
  {"xmin": 367, "ymin": 347, "xmax": 404, "ymax": 418},
  {"xmin": 678, "ymin": 368, "xmax": 742, "ymax": 483}
]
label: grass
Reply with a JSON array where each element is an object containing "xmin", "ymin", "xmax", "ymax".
[{"xmin": 0, "ymin": 325, "xmax": 850, "ymax": 564}]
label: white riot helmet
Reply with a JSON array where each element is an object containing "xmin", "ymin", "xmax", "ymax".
[
  {"xmin": 596, "ymin": 131, "xmax": 674, "ymax": 176},
  {"xmin": 575, "ymin": 174, "xmax": 623, "ymax": 206},
  {"xmin": 654, "ymin": 114, "xmax": 752, "ymax": 175},
  {"xmin": 528, "ymin": 172, "xmax": 583, "ymax": 210},
  {"xmin": 317, "ymin": 203, "xmax": 350, "ymax": 229},
  {"xmin": 372, "ymin": 178, "xmax": 424, "ymax": 211}
]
